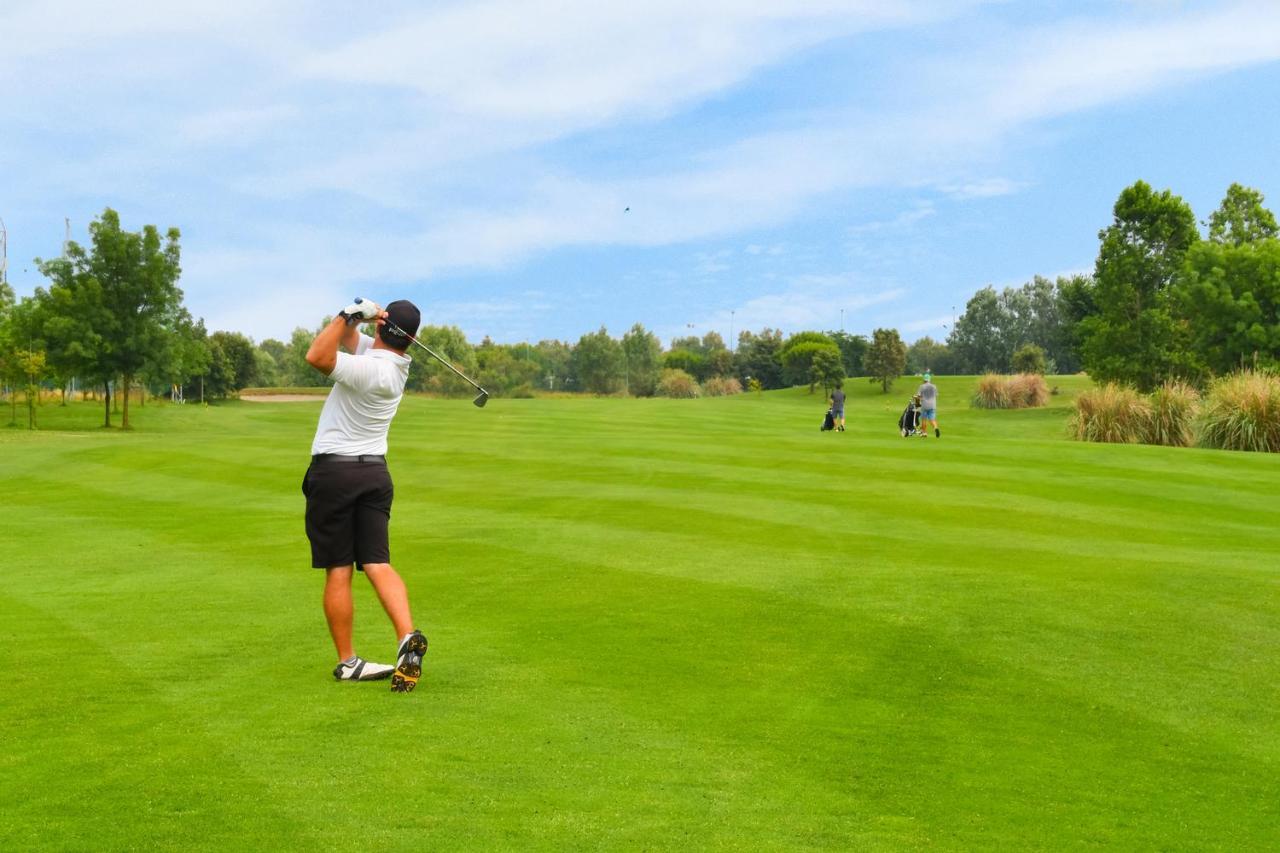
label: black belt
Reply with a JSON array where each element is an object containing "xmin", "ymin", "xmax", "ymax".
[{"xmin": 312, "ymin": 453, "xmax": 386, "ymax": 463}]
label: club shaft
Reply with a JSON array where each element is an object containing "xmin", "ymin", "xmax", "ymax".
[{"xmin": 386, "ymin": 322, "xmax": 487, "ymax": 394}]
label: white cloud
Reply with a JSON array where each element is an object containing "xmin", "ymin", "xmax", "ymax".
[{"xmin": 675, "ymin": 273, "xmax": 904, "ymax": 342}]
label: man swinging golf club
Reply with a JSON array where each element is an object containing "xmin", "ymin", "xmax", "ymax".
[{"xmin": 303, "ymin": 297, "xmax": 428, "ymax": 693}]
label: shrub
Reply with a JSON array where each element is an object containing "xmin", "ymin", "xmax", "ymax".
[
  {"xmin": 1011, "ymin": 343, "xmax": 1047, "ymax": 374},
  {"xmin": 657, "ymin": 368, "xmax": 700, "ymax": 399},
  {"xmin": 972, "ymin": 373, "xmax": 1049, "ymax": 409},
  {"xmin": 1145, "ymin": 381, "xmax": 1199, "ymax": 447},
  {"xmin": 1070, "ymin": 383, "xmax": 1150, "ymax": 443},
  {"xmin": 701, "ymin": 376, "xmax": 743, "ymax": 397},
  {"xmin": 1197, "ymin": 371, "xmax": 1280, "ymax": 453}
]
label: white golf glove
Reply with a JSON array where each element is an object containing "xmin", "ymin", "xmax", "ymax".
[{"xmin": 339, "ymin": 297, "xmax": 381, "ymax": 325}]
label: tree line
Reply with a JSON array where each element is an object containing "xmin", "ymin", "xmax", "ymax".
[
  {"xmin": 5, "ymin": 183, "xmax": 1275, "ymax": 427},
  {"xmin": 923, "ymin": 181, "xmax": 1279, "ymax": 390}
]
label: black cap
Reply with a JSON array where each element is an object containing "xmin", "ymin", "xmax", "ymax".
[{"xmin": 379, "ymin": 300, "xmax": 421, "ymax": 351}]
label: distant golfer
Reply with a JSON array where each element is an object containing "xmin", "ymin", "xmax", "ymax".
[
  {"xmin": 303, "ymin": 298, "xmax": 429, "ymax": 693},
  {"xmin": 917, "ymin": 372, "xmax": 940, "ymax": 438},
  {"xmin": 829, "ymin": 381, "xmax": 846, "ymax": 432}
]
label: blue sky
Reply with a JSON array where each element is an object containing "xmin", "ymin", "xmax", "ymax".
[{"xmin": 3, "ymin": 1, "xmax": 1279, "ymax": 346}]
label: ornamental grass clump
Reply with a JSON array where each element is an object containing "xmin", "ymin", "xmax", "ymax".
[
  {"xmin": 972, "ymin": 373, "xmax": 1011, "ymax": 409},
  {"xmin": 1145, "ymin": 381, "xmax": 1200, "ymax": 447},
  {"xmin": 1009, "ymin": 373, "xmax": 1050, "ymax": 408},
  {"xmin": 972, "ymin": 373, "xmax": 1049, "ymax": 409},
  {"xmin": 701, "ymin": 376, "xmax": 743, "ymax": 397},
  {"xmin": 1197, "ymin": 371, "xmax": 1280, "ymax": 453},
  {"xmin": 1071, "ymin": 384, "xmax": 1150, "ymax": 443}
]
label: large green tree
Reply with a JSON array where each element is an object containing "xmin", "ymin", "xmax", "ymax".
[
  {"xmin": 205, "ymin": 331, "xmax": 258, "ymax": 398},
  {"xmin": 571, "ymin": 327, "xmax": 624, "ymax": 394},
  {"xmin": 826, "ymin": 331, "xmax": 869, "ymax": 377},
  {"xmin": 948, "ymin": 287, "xmax": 1008, "ymax": 373},
  {"xmin": 864, "ymin": 328, "xmax": 907, "ymax": 393},
  {"xmin": 809, "ymin": 346, "xmax": 845, "ymax": 395},
  {"xmin": 1208, "ymin": 183, "xmax": 1279, "ymax": 246},
  {"xmin": 734, "ymin": 328, "xmax": 785, "ymax": 389},
  {"xmin": 621, "ymin": 323, "xmax": 663, "ymax": 396},
  {"xmin": 36, "ymin": 208, "xmax": 186, "ymax": 427},
  {"xmin": 906, "ymin": 336, "xmax": 954, "ymax": 375},
  {"xmin": 1079, "ymin": 181, "xmax": 1200, "ymax": 390},
  {"xmin": 779, "ymin": 331, "xmax": 838, "ymax": 390},
  {"xmin": 1176, "ymin": 237, "xmax": 1280, "ymax": 374}
]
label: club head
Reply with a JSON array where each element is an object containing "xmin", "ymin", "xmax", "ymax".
[{"xmin": 473, "ymin": 391, "xmax": 489, "ymax": 408}]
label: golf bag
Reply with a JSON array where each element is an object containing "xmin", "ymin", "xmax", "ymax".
[
  {"xmin": 821, "ymin": 408, "xmax": 836, "ymax": 431},
  {"xmin": 899, "ymin": 396, "xmax": 922, "ymax": 437}
]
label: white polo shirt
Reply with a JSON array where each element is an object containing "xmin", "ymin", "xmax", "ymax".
[{"xmin": 310, "ymin": 333, "xmax": 412, "ymax": 456}]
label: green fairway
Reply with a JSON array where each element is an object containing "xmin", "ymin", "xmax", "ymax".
[{"xmin": 3, "ymin": 378, "xmax": 1278, "ymax": 850}]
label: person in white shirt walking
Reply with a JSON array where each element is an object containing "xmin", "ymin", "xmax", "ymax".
[{"xmin": 303, "ymin": 298, "xmax": 428, "ymax": 693}]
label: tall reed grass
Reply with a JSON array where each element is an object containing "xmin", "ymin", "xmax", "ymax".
[
  {"xmin": 1146, "ymin": 381, "xmax": 1200, "ymax": 447},
  {"xmin": 1197, "ymin": 371, "xmax": 1280, "ymax": 453},
  {"xmin": 1070, "ymin": 384, "xmax": 1150, "ymax": 443},
  {"xmin": 972, "ymin": 373, "xmax": 1050, "ymax": 409}
]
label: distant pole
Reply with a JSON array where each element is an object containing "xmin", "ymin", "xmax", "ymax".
[
  {"xmin": 63, "ymin": 217, "xmax": 71, "ymax": 257},
  {"xmin": 840, "ymin": 308, "xmax": 844, "ymax": 333},
  {"xmin": 951, "ymin": 305, "xmax": 956, "ymax": 330},
  {"xmin": 730, "ymin": 310, "xmax": 735, "ymax": 351},
  {"xmin": 0, "ymin": 215, "xmax": 7, "ymax": 285}
]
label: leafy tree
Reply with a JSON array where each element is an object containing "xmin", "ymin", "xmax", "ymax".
[
  {"xmin": 700, "ymin": 331, "xmax": 726, "ymax": 353},
  {"xmin": 205, "ymin": 331, "xmax": 257, "ymax": 397},
  {"xmin": 906, "ymin": 336, "xmax": 954, "ymax": 375},
  {"xmin": 779, "ymin": 331, "xmax": 838, "ymax": 390},
  {"xmin": 0, "ymin": 281, "xmax": 13, "ymax": 313},
  {"xmin": 705, "ymin": 348, "xmax": 734, "ymax": 378},
  {"xmin": 533, "ymin": 339, "xmax": 573, "ymax": 391},
  {"xmin": 1054, "ymin": 274, "xmax": 1094, "ymax": 374},
  {"xmin": 571, "ymin": 326, "xmax": 623, "ymax": 394},
  {"xmin": 809, "ymin": 346, "xmax": 845, "ymax": 395},
  {"xmin": 17, "ymin": 348, "xmax": 47, "ymax": 429},
  {"xmin": 407, "ymin": 325, "xmax": 476, "ymax": 395},
  {"xmin": 36, "ymin": 208, "xmax": 186, "ymax": 427},
  {"xmin": 948, "ymin": 287, "xmax": 1008, "ymax": 373},
  {"xmin": 1175, "ymin": 237, "xmax": 1280, "ymax": 374},
  {"xmin": 864, "ymin": 328, "xmax": 907, "ymax": 392},
  {"xmin": 1011, "ymin": 343, "xmax": 1048, "ymax": 374},
  {"xmin": 663, "ymin": 348, "xmax": 708, "ymax": 381},
  {"xmin": 286, "ymin": 325, "xmax": 332, "ymax": 388},
  {"xmin": 826, "ymin": 331, "xmax": 869, "ymax": 377},
  {"xmin": 621, "ymin": 323, "xmax": 662, "ymax": 396},
  {"xmin": 475, "ymin": 341, "xmax": 542, "ymax": 397},
  {"xmin": 1208, "ymin": 183, "xmax": 1279, "ymax": 246},
  {"xmin": 256, "ymin": 338, "xmax": 290, "ymax": 387},
  {"xmin": 1080, "ymin": 181, "xmax": 1201, "ymax": 390},
  {"xmin": 734, "ymin": 328, "xmax": 785, "ymax": 389}
]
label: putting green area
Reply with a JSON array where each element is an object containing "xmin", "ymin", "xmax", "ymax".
[{"xmin": 3, "ymin": 377, "xmax": 1277, "ymax": 850}]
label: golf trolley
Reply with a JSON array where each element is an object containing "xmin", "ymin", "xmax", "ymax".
[{"xmin": 899, "ymin": 395, "xmax": 923, "ymax": 437}]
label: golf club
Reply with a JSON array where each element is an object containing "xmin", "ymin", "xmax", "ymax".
[{"xmin": 384, "ymin": 321, "xmax": 490, "ymax": 407}]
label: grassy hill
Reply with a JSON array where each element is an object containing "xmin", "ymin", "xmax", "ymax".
[{"xmin": 2, "ymin": 377, "xmax": 1277, "ymax": 850}]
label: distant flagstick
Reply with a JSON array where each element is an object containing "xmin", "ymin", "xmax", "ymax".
[{"xmin": 384, "ymin": 321, "xmax": 490, "ymax": 408}]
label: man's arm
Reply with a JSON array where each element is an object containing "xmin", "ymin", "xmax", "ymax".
[
  {"xmin": 306, "ymin": 300, "xmax": 381, "ymax": 375},
  {"xmin": 305, "ymin": 317, "xmax": 357, "ymax": 376}
]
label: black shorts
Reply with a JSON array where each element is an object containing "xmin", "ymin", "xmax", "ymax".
[{"xmin": 303, "ymin": 455, "xmax": 394, "ymax": 570}]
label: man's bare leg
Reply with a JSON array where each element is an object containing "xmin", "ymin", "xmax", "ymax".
[
  {"xmin": 362, "ymin": 562, "xmax": 415, "ymax": 640},
  {"xmin": 323, "ymin": 565, "xmax": 356, "ymax": 661}
]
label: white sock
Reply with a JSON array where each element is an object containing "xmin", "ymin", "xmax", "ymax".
[{"xmin": 341, "ymin": 655, "xmax": 358, "ymax": 666}]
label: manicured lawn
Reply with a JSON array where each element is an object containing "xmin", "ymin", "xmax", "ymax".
[{"xmin": 2, "ymin": 377, "xmax": 1277, "ymax": 850}]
